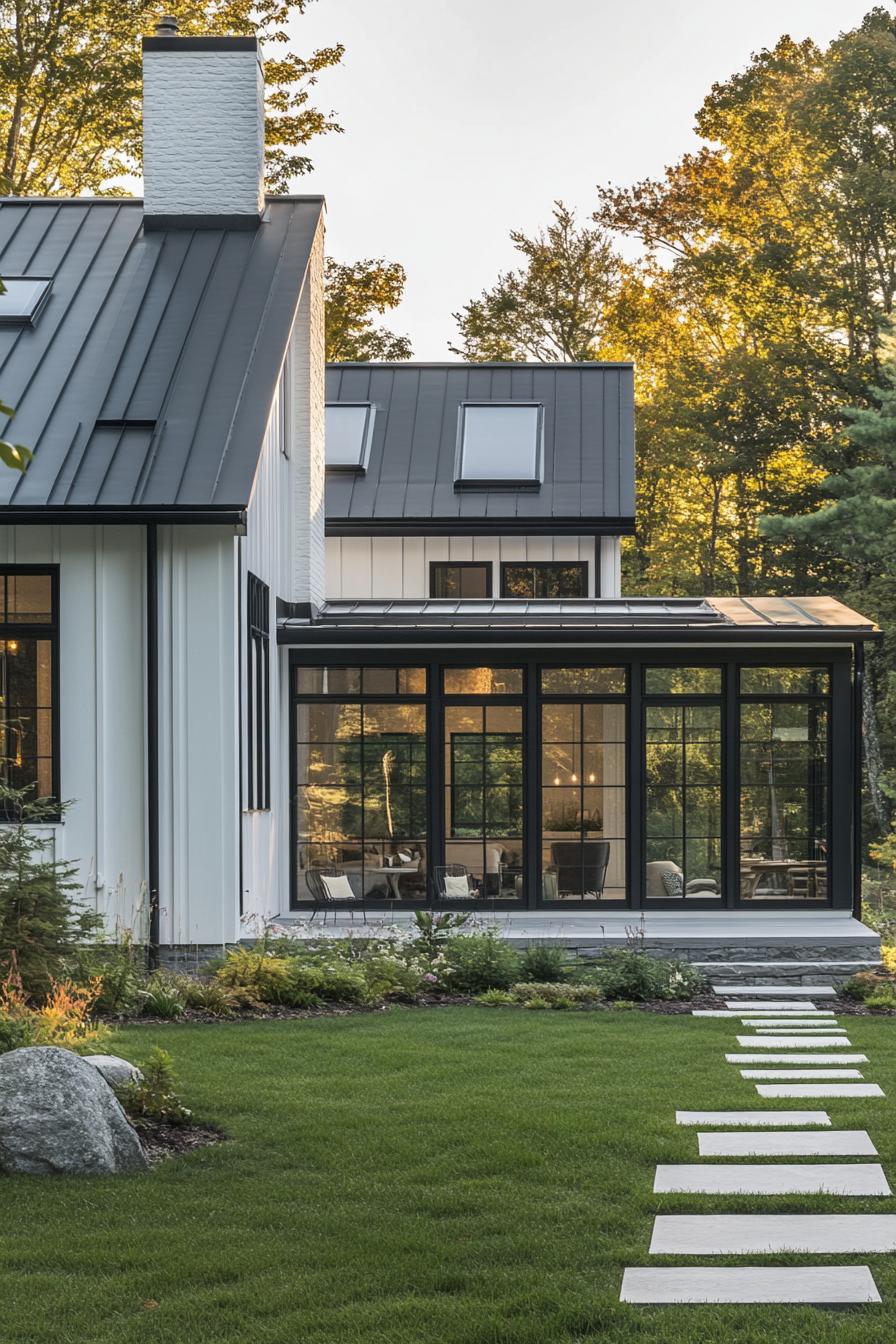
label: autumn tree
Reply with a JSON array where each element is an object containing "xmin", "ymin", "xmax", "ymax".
[
  {"xmin": 0, "ymin": 1, "xmax": 344, "ymax": 196},
  {"xmin": 452, "ymin": 203, "xmax": 619, "ymax": 362},
  {"xmin": 325, "ymin": 257, "xmax": 412, "ymax": 362}
]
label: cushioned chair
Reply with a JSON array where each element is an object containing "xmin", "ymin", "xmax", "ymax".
[
  {"xmin": 550, "ymin": 841, "xmax": 610, "ymax": 898},
  {"xmin": 433, "ymin": 864, "xmax": 477, "ymax": 902},
  {"xmin": 305, "ymin": 867, "xmax": 366, "ymax": 924}
]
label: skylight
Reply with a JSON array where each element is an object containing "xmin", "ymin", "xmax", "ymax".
[
  {"xmin": 456, "ymin": 402, "xmax": 542, "ymax": 486},
  {"xmin": 325, "ymin": 402, "xmax": 375, "ymax": 472},
  {"xmin": 0, "ymin": 277, "xmax": 52, "ymax": 325}
]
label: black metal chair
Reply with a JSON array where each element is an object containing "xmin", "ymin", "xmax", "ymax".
[
  {"xmin": 433, "ymin": 864, "xmax": 478, "ymax": 904},
  {"xmin": 550, "ymin": 841, "xmax": 610, "ymax": 899},
  {"xmin": 305, "ymin": 867, "xmax": 367, "ymax": 924}
]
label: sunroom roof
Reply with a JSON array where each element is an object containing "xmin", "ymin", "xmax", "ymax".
[{"xmin": 279, "ymin": 595, "xmax": 879, "ymax": 642}]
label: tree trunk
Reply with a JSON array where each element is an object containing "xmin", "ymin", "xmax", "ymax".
[{"xmin": 862, "ymin": 667, "xmax": 890, "ymax": 836}]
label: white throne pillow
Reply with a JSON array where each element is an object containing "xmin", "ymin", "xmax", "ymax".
[{"xmin": 443, "ymin": 874, "xmax": 471, "ymax": 898}]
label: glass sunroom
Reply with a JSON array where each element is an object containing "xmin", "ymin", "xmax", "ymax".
[{"xmin": 281, "ymin": 597, "xmax": 877, "ymax": 915}]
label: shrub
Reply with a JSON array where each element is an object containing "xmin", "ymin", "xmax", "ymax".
[
  {"xmin": 442, "ymin": 932, "xmax": 521, "ymax": 994},
  {"xmin": 518, "ymin": 944, "xmax": 569, "ymax": 983},
  {"xmin": 140, "ymin": 972, "xmax": 187, "ymax": 1019},
  {"xmin": 882, "ymin": 946, "xmax": 896, "ymax": 975},
  {"xmin": 412, "ymin": 910, "xmax": 471, "ymax": 961},
  {"xmin": 865, "ymin": 985, "xmax": 896, "ymax": 1011},
  {"xmin": 215, "ymin": 948, "xmax": 293, "ymax": 1004},
  {"xmin": 594, "ymin": 949, "xmax": 703, "ymax": 1001},
  {"xmin": 512, "ymin": 981, "xmax": 603, "ymax": 1006},
  {"xmin": 476, "ymin": 988, "xmax": 516, "ymax": 1007},
  {"xmin": 357, "ymin": 953, "xmax": 424, "ymax": 1003},
  {"xmin": 283, "ymin": 962, "xmax": 326, "ymax": 1008},
  {"xmin": 0, "ymin": 786, "xmax": 102, "ymax": 998},
  {"xmin": 117, "ymin": 1048, "xmax": 192, "ymax": 1127},
  {"xmin": 68, "ymin": 934, "xmax": 144, "ymax": 1015},
  {"xmin": 0, "ymin": 972, "xmax": 111, "ymax": 1053},
  {"xmin": 180, "ymin": 978, "xmax": 237, "ymax": 1017},
  {"xmin": 522, "ymin": 995, "xmax": 550, "ymax": 1010},
  {"xmin": 841, "ymin": 971, "xmax": 890, "ymax": 1002}
]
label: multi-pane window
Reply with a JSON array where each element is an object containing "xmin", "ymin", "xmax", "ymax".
[
  {"xmin": 739, "ymin": 666, "xmax": 829, "ymax": 901},
  {"xmin": 246, "ymin": 574, "xmax": 271, "ymax": 810},
  {"xmin": 0, "ymin": 570, "xmax": 57, "ymax": 809},
  {"xmin": 644, "ymin": 668, "xmax": 723, "ymax": 900},
  {"xmin": 455, "ymin": 403, "xmax": 542, "ymax": 485},
  {"xmin": 501, "ymin": 562, "xmax": 587, "ymax": 598},
  {"xmin": 294, "ymin": 666, "xmax": 428, "ymax": 903},
  {"xmin": 430, "ymin": 562, "xmax": 493, "ymax": 599}
]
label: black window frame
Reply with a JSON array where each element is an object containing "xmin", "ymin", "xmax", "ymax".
[
  {"xmin": 246, "ymin": 573, "xmax": 271, "ymax": 811},
  {"xmin": 500, "ymin": 561, "xmax": 588, "ymax": 599},
  {"xmin": 324, "ymin": 402, "xmax": 376, "ymax": 473},
  {"xmin": 429, "ymin": 561, "xmax": 494, "ymax": 600},
  {"xmin": 454, "ymin": 401, "xmax": 544, "ymax": 488},
  {"xmin": 0, "ymin": 566, "xmax": 60, "ymax": 820}
]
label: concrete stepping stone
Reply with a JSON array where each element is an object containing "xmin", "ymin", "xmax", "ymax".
[
  {"xmin": 697, "ymin": 1130, "xmax": 877, "ymax": 1157},
  {"xmin": 736, "ymin": 1035, "xmax": 851, "ymax": 1048},
  {"xmin": 692, "ymin": 1011, "xmax": 832, "ymax": 1019},
  {"xmin": 727, "ymin": 1052, "xmax": 867, "ymax": 1064},
  {"xmin": 620, "ymin": 1266, "xmax": 880, "ymax": 1304},
  {"xmin": 724, "ymin": 1000, "xmax": 819, "ymax": 1010},
  {"xmin": 649, "ymin": 1215, "xmax": 896, "ymax": 1255},
  {"xmin": 713, "ymin": 985, "xmax": 836, "ymax": 996},
  {"xmin": 654, "ymin": 1163, "xmax": 891, "ymax": 1195},
  {"xmin": 739, "ymin": 1019, "xmax": 839, "ymax": 1027},
  {"xmin": 751, "ymin": 1025, "xmax": 846, "ymax": 1033},
  {"xmin": 676, "ymin": 1110, "xmax": 831, "ymax": 1127},
  {"xmin": 757, "ymin": 1083, "xmax": 885, "ymax": 1099},
  {"xmin": 740, "ymin": 1069, "xmax": 864, "ymax": 1080}
]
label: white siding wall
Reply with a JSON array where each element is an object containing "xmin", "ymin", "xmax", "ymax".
[
  {"xmin": 240, "ymin": 215, "xmax": 326, "ymax": 928},
  {"xmin": 0, "ymin": 526, "xmax": 148, "ymax": 936},
  {"xmin": 324, "ymin": 535, "xmax": 624, "ymax": 599}
]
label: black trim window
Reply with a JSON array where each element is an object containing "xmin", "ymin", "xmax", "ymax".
[
  {"xmin": 430, "ymin": 562, "xmax": 493, "ymax": 599},
  {"xmin": 455, "ymin": 402, "xmax": 543, "ymax": 487},
  {"xmin": 246, "ymin": 573, "xmax": 271, "ymax": 810},
  {"xmin": 501, "ymin": 562, "xmax": 588, "ymax": 598},
  {"xmin": 0, "ymin": 569, "xmax": 58, "ymax": 808}
]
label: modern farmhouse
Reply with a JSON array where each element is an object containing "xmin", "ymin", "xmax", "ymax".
[{"xmin": 0, "ymin": 24, "xmax": 881, "ymax": 972}]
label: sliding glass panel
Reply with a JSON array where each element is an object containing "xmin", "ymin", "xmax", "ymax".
[
  {"xmin": 541, "ymin": 701, "xmax": 625, "ymax": 901},
  {"xmin": 645, "ymin": 703, "xmax": 722, "ymax": 899},
  {"xmin": 739, "ymin": 699, "xmax": 828, "ymax": 901},
  {"xmin": 443, "ymin": 704, "xmax": 524, "ymax": 901}
]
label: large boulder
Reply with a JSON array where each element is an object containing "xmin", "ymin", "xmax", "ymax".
[
  {"xmin": 83, "ymin": 1054, "xmax": 144, "ymax": 1088},
  {"xmin": 0, "ymin": 1046, "xmax": 148, "ymax": 1176}
]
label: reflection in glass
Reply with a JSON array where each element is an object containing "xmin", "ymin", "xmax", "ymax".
[
  {"xmin": 541, "ymin": 701, "xmax": 625, "ymax": 901},
  {"xmin": 541, "ymin": 666, "xmax": 626, "ymax": 695},
  {"xmin": 740, "ymin": 699, "xmax": 828, "ymax": 901},
  {"xmin": 740, "ymin": 666, "xmax": 830, "ymax": 696},
  {"xmin": 444, "ymin": 704, "xmax": 523, "ymax": 900},
  {"xmin": 502, "ymin": 564, "xmax": 586, "ymax": 598},
  {"xmin": 645, "ymin": 703, "xmax": 722, "ymax": 899},
  {"xmin": 645, "ymin": 666, "xmax": 722, "ymax": 695},
  {"xmin": 443, "ymin": 667, "xmax": 523, "ymax": 695},
  {"xmin": 295, "ymin": 695, "xmax": 427, "ymax": 903},
  {"xmin": 0, "ymin": 638, "xmax": 54, "ymax": 798}
]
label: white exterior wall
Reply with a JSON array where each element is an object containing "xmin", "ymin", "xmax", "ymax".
[
  {"xmin": 0, "ymin": 526, "xmax": 148, "ymax": 937},
  {"xmin": 240, "ymin": 217, "xmax": 326, "ymax": 929},
  {"xmin": 324, "ymin": 535, "xmax": 624, "ymax": 599}
]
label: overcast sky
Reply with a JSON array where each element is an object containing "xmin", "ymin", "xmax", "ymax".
[{"xmin": 292, "ymin": 0, "xmax": 881, "ymax": 359}]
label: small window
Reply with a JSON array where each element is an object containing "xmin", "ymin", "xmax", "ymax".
[
  {"xmin": 456, "ymin": 403, "xmax": 542, "ymax": 486},
  {"xmin": 430, "ymin": 562, "xmax": 493, "ymax": 599},
  {"xmin": 0, "ymin": 568, "xmax": 58, "ymax": 811},
  {"xmin": 325, "ymin": 403, "xmax": 375, "ymax": 472},
  {"xmin": 645, "ymin": 666, "xmax": 722, "ymax": 696},
  {"xmin": 0, "ymin": 277, "xmax": 51, "ymax": 325},
  {"xmin": 501, "ymin": 562, "xmax": 587, "ymax": 598},
  {"xmin": 294, "ymin": 666, "xmax": 426, "ymax": 696},
  {"xmin": 740, "ymin": 666, "xmax": 830, "ymax": 696},
  {"xmin": 246, "ymin": 574, "xmax": 271, "ymax": 810},
  {"xmin": 541, "ymin": 667, "xmax": 626, "ymax": 695},
  {"xmin": 443, "ymin": 667, "xmax": 523, "ymax": 695}
]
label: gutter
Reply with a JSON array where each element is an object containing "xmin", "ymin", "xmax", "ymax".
[
  {"xmin": 0, "ymin": 507, "xmax": 247, "ymax": 528},
  {"xmin": 146, "ymin": 524, "xmax": 161, "ymax": 966}
]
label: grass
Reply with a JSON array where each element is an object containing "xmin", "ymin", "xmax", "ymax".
[{"xmin": 1, "ymin": 1009, "xmax": 896, "ymax": 1343}]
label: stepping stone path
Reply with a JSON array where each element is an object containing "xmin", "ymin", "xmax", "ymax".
[{"xmin": 620, "ymin": 981, "xmax": 890, "ymax": 1306}]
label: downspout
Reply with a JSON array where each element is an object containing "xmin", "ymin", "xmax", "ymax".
[
  {"xmin": 853, "ymin": 641, "xmax": 864, "ymax": 923},
  {"xmin": 147, "ymin": 523, "xmax": 161, "ymax": 967}
]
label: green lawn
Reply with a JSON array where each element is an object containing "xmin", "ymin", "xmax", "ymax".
[{"xmin": 2, "ymin": 1009, "xmax": 896, "ymax": 1343}]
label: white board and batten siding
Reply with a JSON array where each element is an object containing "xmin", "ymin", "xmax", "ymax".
[
  {"xmin": 239, "ymin": 219, "xmax": 326, "ymax": 938},
  {"xmin": 325, "ymin": 535, "xmax": 623, "ymax": 600}
]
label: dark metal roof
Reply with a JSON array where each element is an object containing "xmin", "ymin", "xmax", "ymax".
[
  {"xmin": 0, "ymin": 196, "xmax": 323, "ymax": 520},
  {"xmin": 279, "ymin": 595, "xmax": 879, "ymax": 644},
  {"xmin": 324, "ymin": 361, "xmax": 636, "ymax": 534}
]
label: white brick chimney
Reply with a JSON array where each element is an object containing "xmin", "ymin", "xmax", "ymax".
[{"xmin": 142, "ymin": 17, "xmax": 265, "ymax": 227}]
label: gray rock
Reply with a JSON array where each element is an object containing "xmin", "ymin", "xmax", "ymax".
[
  {"xmin": 0, "ymin": 1047, "xmax": 148, "ymax": 1176},
  {"xmin": 84, "ymin": 1054, "xmax": 144, "ymax": 1088}
]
